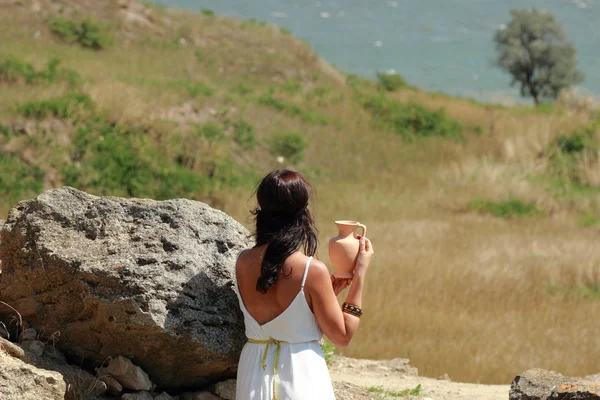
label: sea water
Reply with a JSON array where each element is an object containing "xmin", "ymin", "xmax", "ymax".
[{"xmin": 154, "ymin": 0, "xmax": 600, "ymax": 104}]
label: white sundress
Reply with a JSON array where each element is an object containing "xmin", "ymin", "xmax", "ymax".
[{"xmin": 234, "ymin": 255, "xmax": 336, "ymax": 400}]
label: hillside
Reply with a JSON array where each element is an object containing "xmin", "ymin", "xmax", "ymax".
[{"xmin": 1, "ymin": 0, "xmax": 600, "ymax": 386}]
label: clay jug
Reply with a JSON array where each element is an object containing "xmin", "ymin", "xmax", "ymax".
[{"xmin": 328, "ymin": 221, "xmax": 367, "ymax": 278}]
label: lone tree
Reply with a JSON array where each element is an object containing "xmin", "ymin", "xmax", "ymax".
[{"xmin": 494, "ymin": 9, "xmax": 584, "ymax": 105}]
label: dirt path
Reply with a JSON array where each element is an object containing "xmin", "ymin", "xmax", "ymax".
[{"xmin": 329, "ymin": 357, "xmax": 510, "ymax": 400}]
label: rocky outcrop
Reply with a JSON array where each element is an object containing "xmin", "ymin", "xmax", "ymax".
[
  {"xmin": 0, "ymin": 187, "xmax": 252, "ymax": 390},
  {"xmin": 510, "ymin": 368, "xmax": 600, "ymax": 400},
  {"xmin": 0, "ymin": 351, "xmax": 67, "ymax": 400}
]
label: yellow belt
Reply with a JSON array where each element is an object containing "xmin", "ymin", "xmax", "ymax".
[{"xmin": 247, "ymin": 337, "xmax": 286, "ymax": 400}]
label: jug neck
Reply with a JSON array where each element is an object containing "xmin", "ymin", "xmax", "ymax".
[{"xmin": 335, "ymin": 223, "xmax": 359, "ymax": 237}]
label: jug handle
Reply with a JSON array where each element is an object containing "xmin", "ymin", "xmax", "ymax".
[{"xmin": 354, "ymin": 223, "xmax": 367, "ymax": 239}]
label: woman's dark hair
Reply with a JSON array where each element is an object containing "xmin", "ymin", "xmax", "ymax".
[{"xmin": 252, "ymin": 169, "xmax": 318, "ymax": 293}]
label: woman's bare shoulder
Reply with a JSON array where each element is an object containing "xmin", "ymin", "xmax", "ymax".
[{"xmin": 305, "ymin": 257, "xmax": 330, "ymax": 288}]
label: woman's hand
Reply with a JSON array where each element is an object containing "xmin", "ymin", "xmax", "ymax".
[
  {"xmin": 330, "ymin": 275, "xmax": 352, "ymax": 296},
  {"xmin": 354, "ymin": 235, "xmax": 374, "ymax": 276}
]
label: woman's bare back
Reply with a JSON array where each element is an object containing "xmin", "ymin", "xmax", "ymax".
[{"xmin": 236, "ymin": 247, "xmax": 313, "ymax": 326}]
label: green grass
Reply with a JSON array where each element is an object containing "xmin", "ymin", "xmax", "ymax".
[
  {"xmin": 168, "ymin": 80, "xmax": 214, "ymax": 97},
  {"xmin": 376, "ymin": 72, "xmax": 407, "ymax": 92},
  {"xmin": 231, "ymin": 119, "xmax": 256, "ymax": 149},
  {"xmin": 577, "ymin": 214, "xmax": 600, "ymax": 227},
  {"xmin": 201, "ymin": 8, "xmax": 216, "ymax": 17},
  {"xmin": 321, "ymin": 339, "xmax": 336, "ymax": 366},
  {"xmin": 49, "ymin": 17, "xmax": 113, "ymax": 50},
  {"xmin": 258, "ymin": 94, "xmax": 328, "ymax": 125},
  {"xmin": 17, "ymin": 92, "xmax": 93, "ymax": 119},
  {"xmin": 269, "ymin": 131, "xmax": 307, "ymax": 163},
  {"xmin": 546, "ymin": 283, "xmax": 600, "ymax": 301},
  {"xmin": 0, "ymin": 152, "xmax": 45, "ymax": 206},
  {"xmin": 469, "ymin": 198, "xmax": 542, "ymax": 218},
  {"xmin": 0, "ymin": 56, "xmax": 81, "ymax": 85},
  {"xmin": 360, "ymin": 94, "xmax": 463, "ymax": 140},
  {"xmin": 367, "ymin": 384, "xmax": 423, "ymax": 397},
  {"xmin": 63, "ymin": 117, "xmax": 253, "ymax": 199},
  {"xmin": 197, "ymin": 121, "xmax": 225, "ymax": 141}
]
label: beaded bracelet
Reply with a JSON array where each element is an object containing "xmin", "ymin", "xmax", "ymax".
[{"xmin": 342, "ymin": 302, "xmax": 363, "ymax": 318}]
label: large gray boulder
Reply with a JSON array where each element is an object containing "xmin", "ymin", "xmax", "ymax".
[
  {"xmin": 510, "ymin": 368, "xmax": 600, "ymax": 400},
  {"xmin": 0, "ymin": 187, "xmax": 252, "ymax": 390}
]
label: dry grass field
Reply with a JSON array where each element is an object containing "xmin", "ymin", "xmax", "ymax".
[{"xmin": 1, "ymin": 0, "xmax": 599, "ymax": 385}]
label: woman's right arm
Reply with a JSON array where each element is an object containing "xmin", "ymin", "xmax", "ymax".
[{"xmin": 308, "ymin": 237, "xmax": 374, "ymax": 347}]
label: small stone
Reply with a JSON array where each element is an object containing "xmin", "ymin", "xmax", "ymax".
[
  {"xmin": 437, "ymin": 373, "xmax": 451, "ymax": 381},
  {"xmin": 106, "ymin": 356, "xmax": 153, "ymax": 391},
  {"xmin": 214, "ymin": 379, "xmax": 236, "ymax": 400},
  {"xmin": 100, "ymin": 375, "xmax": 123, "ymax": 395},
  {"xmin": 22, "ymin": 339, "xmax": 45, "ymax": 357},
  {"xmin": 180, "ymin": 392, "xmax": 221, "ymax": 400},
  {"xmin": 21, "ymin": 328, "xmax": 37, "ymax": 342},
  {"xmin": 121, "ymin": 391, "xmax": 154, "ymax": 400},
  {"xmin": 0, "ymin": 337, "xmax": 25, "ymax": 359},
  {"xmin": 155, "ymin": 392, "xmax": 175, "ymax": 400}
]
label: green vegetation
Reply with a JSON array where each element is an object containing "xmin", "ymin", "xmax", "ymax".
[
  {"xmin": 0, "ymin": 152, "xmax": 45, "ymax": 206},
  {"xmin": 258, "ymin": 94, "xmax": 328, "ymax": 125},
  {"xmin": 17, "ymin": 93, "xmax": 93, "ymax": 119},
  {"xmin": 469, "ymin": 198, "xmax": 542, "ymax": 218},
  {"xmin": 169, "ymin": 80, "xmax": 214, "ymax": 97},
  {"xmin": 361, "ymin": 95, "xmax": 463, "ymax": 140},
  {"xmin": 231, "ymin": 119, "xmax": 256, "ymax": 149},
  {"xmin": 546, "ymin": 283, "xmax": 600, "ymax": 301},
  {"xmin": 376, "ymin": 72, "xmax": 407, "ymax": 92},
  {"xmin": 367, "ymin": 384, "xmax": 423, "ymax": 397},
  {"xmin": 577, "ymin": 214, "xmax": 600, "ymax": 227},
  {"xmin": 494, "ymin": 9, "xmax": 584, "ymax": 104},
  {"xmin": 201, "ymin": 8, "xmax": 216, "ymax": 17},
  {"xmin": 546, "ymin": 124, "xmax": 599, "ymax": 188},
  {"xmin": 555, "ymin": 130, "xmax": 597, "ymax": 155},
  {"xmin": 269, "ymin": 131, "xmax": 307, "ymax": 163},
  {"xmin": 0, "ymin": 56, "xmax": 81, "ymax": 85},
  {"xmin": 197, "ymin": 121, "xmax": 225, "ymax": 142},
  {"xmin": 321, "ymin": 339, "xmax": 336, "ymax": 366},
  {"xmin": 49, "ymin": 17, "xmax": 113, "ymax": 50},
  {"xmin": 63, "ymin": 117, "xmax": 255, "ymax": 199}
]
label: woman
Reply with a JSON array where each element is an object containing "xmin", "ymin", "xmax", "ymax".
[{"xmin": 234, "ymin": 169, "xmax": 374, "ymax": 400}]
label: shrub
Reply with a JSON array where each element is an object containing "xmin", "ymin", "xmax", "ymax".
[
  {"xmin": 469, "ymin": 198, "xmax": 542, "ymax": 218},
  {"xmin": 0, "ymin": 56, "xmax": 81, "ymax": 85},
  {"xmin": 258, "ymin": 94, "xmax": 328, "ymax": 125},
  {"xmin": 0, "ymin": 153, "xmax": 45, "ymax": 205},
  {"xmin": 49, "ymin": 17, "xmax": 113, "ymax": 50},
  {"xmin": 233, "ymin": 119, "xmax": 256, "ymax": 149},
  {"xmin": 64, "ymin": 118, "xmax": 209, "ymax": 199},
  {"xmin": 269, "ymin": 131, "xmax": 307, "ymax": 163},
  {"xmin": 18, "ymin": 93, "xmax": 93, "ymax": 119},
  {"xmin": 361, "ymin": 95, "xmax": 463, "ymax": 140},
  {"xmin": 546, "ymin": 127, "xmax": 598, "ymax": 187},
  {"xmin": 376, "ymin": 72, "xmax": 407, "ymax": 92},
  {"xmin": 556, "ymin": 130, "xmax": 596, "ymax": 155},
  {"xmin": 198, "ymin": 121, "xmax": 224, "ymax": 141},
  {"xmin": 201, "ymin": 8, "xmax": 215, "ymax": 17}
]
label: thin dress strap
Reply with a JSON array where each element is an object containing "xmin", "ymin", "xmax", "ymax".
[{"xmin": 301, "ymin": 256, "xmax": 313, "ymax": 288}]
